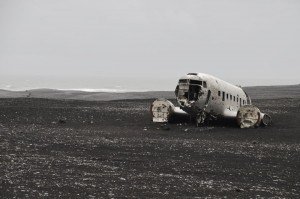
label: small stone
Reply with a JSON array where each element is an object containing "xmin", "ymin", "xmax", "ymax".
[
  {"xmin": 161, "ymin": 124, "xmax": 170, "ymax": 130},
  {"xmin": 58, "ymin": 119, "xmax": 66, "ymax": 124}
]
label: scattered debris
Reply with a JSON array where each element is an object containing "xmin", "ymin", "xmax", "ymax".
[
  {"xmin": 237, "ymin": 105, "xmax": 271, "ymax": 128},
  {"xmin": 150, "ymin": 99, "xmax": 188, "ymax": 123}
]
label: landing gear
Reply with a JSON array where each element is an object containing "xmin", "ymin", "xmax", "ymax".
[{"xmin": 196, "ymin": 111, "xmax": 206, "ymax": 127}]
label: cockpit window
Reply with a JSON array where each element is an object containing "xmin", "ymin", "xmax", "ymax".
[
  {"xmin": 179, "ymin": 79, "xmax": 188, "ymax": 83},
  {"xmin": 188, "ymin": 85, "xmax": 200, "ymax": 101},
  {"xmin": 190, "ymin": 80, "xmax": 202, "ymax": 85}
]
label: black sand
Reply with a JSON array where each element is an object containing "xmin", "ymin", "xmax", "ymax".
[{"xmin": 0, "ymin": 95, "xmax": 300, "ymax": 198}]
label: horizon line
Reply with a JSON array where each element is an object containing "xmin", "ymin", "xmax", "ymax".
[{"xmin": 0, "ymin": 83, "xmax": 299, "ymax": 93}]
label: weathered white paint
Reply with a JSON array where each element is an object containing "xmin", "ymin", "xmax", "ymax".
[
  {"xmin": 151, "ymin": 73, "xmax": 271, "ymax": 128},
  {"xmin": 176, "ymin": 73, "xmax": 249, "ymax": 119}
]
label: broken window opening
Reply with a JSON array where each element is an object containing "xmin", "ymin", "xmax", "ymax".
[
  {"xmin": 222, "ymin": 91, "xmax": 225, "ymax": 101},
  {"xmin": 226, "ymin": 93, "xmax": 228, "ymax": 100},
  {"xmin": 218, "ymin": 91, "xmax": 221, "ymax": 96},
  {"xmin": 179, "ymin": 79, "xmax": 188, "ymax": 84},
  {"xmin": 234, "ymin": 96, "xmax": 236, "ymax": 101},
  {"xmin": 190, "ymin": 80, "xmax": 202, "ymax": 85},
  {"xmin": 230, "ymin": 95, "xmax": 232, "ymax": 100},
  {"xmin": 203, "ymin": 81, "xmax": 207, "ymax": 88},
  {"xmin": 188, "ymin": 85, "xmax": 201, "ymax": 101},
  {"xmin": 184, "ymin": 92, "xmax": 188, "ymax": 99}
]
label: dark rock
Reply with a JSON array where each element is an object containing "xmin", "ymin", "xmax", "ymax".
[
  {"xmin": 160, "ymin": 124, "xmax": 170, "ymax": 130},
  {"xmin": 58, "ymin": 119, "xmax": 66, "ymax": 124}
]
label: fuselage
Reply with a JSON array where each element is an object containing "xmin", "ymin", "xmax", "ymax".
[{"xmin": 175, "ymin": 73, "xmax": 251, "ymax": 118}]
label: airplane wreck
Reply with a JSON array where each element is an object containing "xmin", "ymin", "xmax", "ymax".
[{"xmin": 151, "ymin": 73, "xmax": 271, "ymax": 128}]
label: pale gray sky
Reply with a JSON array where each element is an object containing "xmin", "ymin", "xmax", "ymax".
[{"xmin": 0, "ymin": 0, "xmax": 299, "ymax": 91}]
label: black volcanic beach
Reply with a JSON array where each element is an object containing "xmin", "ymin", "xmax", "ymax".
[{"xmin": 0, "ymin": 86, "xmax": 300, "ymax": 198}]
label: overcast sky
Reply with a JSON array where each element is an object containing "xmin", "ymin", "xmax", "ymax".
[{"xmin": 0, "ymin": 0, "xmax": 299, "ymax": 91}]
